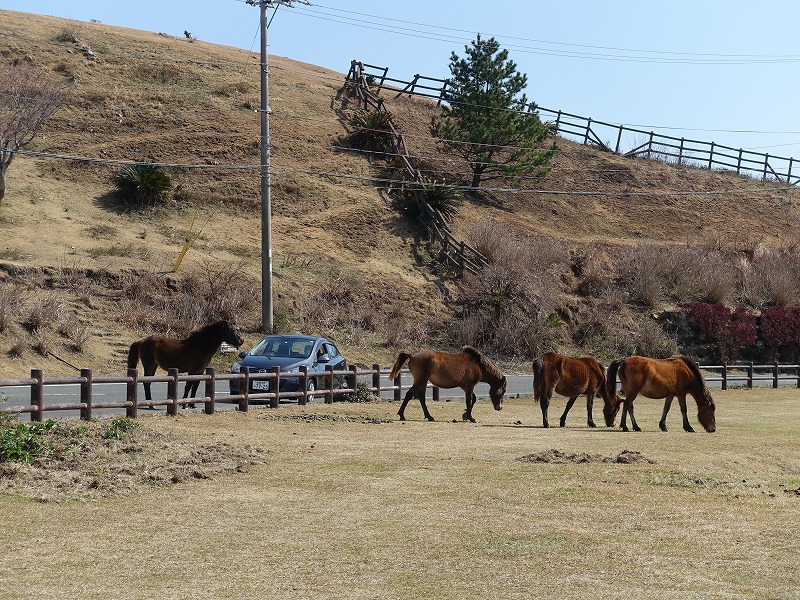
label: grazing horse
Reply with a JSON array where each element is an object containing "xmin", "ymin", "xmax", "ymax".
[
  {"xmin": 604, "ymin": 355, "xmax": 716, "ymax": 433},
  {"xmin": 127, "ymin": 320, "xmax": 244, "ymax": 403},
  {"xmin": 388, "ymin": 346, "xmax": 507, "ymax": 423},
  {"xmin": 532, "ymin": 352, "xmax": 616, "ymax": 428}
]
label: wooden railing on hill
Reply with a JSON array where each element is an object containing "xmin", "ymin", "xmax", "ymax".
[
  {"xmin": 344, "ymin": 61, "xmax": 489, "ymax": 277},
  {"xmin": 355, "ymin": 61, "xmax": 800, "ymax": 186},
  {"xmin": 0, "ymin": 361, "xmax": 797, "ymax": 421}
]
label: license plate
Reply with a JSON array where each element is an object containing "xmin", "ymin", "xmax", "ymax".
[{"xmin": 252, "ymin": 380, "xmax": 270, "ymax": 390}]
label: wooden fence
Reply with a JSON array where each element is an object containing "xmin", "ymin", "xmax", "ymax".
[
  {"xmin": 344, "ymin": 61, "xmax": 489, "ymax": 276},
  {"xmin": 0, "ymin": 364, "xmax": 441, "ymax": 422},
  {"xmin": 0, "ymin": 361, "xmax": 796, "ymax": 422},
  {"xmin": 355, "ymin": 60, "xmax": 800, "ymax": 186}
]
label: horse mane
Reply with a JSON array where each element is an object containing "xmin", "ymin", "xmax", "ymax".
[
  {"xmin": 461, "ymin": 345, "xmax": 504, "ymax": 381},
  {"xmin": 676, "ymin": 355, "xmax": 714, "ymax": 405},
  {"xmin": 185, "ymin": 320, "xmax": 228, "ymax": 345}
]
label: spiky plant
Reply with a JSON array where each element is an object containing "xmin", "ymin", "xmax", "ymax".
[
  {"xmin": 347, "ymin": 109, "xmax": 395, "ymax": 156},
  {"xmin": 418, "ymin": 176, "xmax": 463, "ymax": 222},
  {"xmin": 114, "ymin": 163, "xmax": 172, "ymax": 208}
]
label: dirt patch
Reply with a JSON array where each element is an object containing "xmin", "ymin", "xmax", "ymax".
[
  {"xmin": 0, "ymin": 418, "xmax": 268, "ymax": 501},
  {"xmin": 518, "ymin": 448, "xmax": 655, "ymax": 464}
]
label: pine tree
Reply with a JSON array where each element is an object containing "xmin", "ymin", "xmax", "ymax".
[{"xmin": 432, "ymin": 35, "xmax": 554, "ymax": 189}]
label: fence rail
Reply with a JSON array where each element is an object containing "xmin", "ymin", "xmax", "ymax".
[
  {"xmin": 0, "ymin": 364, "xmax": 445, "ymax": 422},
  {"xmin": 355, "ymin": 60, "xmax": 800, "ymax": 186},
  {"xmin": 344, "ymin": 61, "xmax": 488, "ymax": 276},
  {"xmin": 1, "ymin": 361, "xmax": 797, "ymax": 422}
]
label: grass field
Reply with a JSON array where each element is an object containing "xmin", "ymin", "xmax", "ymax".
[{"xmin": 1, "ymin": 389, "xmax": 799, "ymax": 599}]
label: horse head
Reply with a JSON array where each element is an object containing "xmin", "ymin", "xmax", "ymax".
[
  {"xmin": 223, "ymin": 321, "xmax": 245, "ymax": 349},
  {"xmin": 697, "ymin": 398, "xmax": 716, "ymax": 433},
  {"xmin": 603, "ymin": 394, "xmax": 622, "ymax": 427},
  {"xmin": 490, "ymin": 375, "xmax": 507, "ymax": 411}
]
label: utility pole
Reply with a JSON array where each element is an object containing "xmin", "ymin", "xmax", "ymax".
[{"xmin": 246, "ymin": 0, "xmax": 310, "ymax": 334}]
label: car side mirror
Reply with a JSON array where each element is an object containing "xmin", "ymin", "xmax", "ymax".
[
  {"xmin": 317, "ymin": 355, "xmax": 329, "ymax": 363},
  {"xmin": 238, "ymin": 351, "xmax": 247, "ymax": 359}
]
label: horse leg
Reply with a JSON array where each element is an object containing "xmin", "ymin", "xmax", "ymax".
[
  {"xmin": 558, "ymin": 395, "xmax": 577, "ymax": 428},
  {"xmin": 417, "ymin": 387, "xmax": 435, "ymax": 422},
  {"xmin": 142, "ymin": 363, "xmax": 157, "ymax": 404},
  {"xmin": 540, "ymin": 386, "xmax": 553, "ymax": 428},
  {"xmin": 398, "ymin": 383, "xmax": 425, "ymax": 421},
  {"xmin": 462, "ymin": 388, "xmax": 477, "ymax": 423},
  {"xmin": 182, "ymin": 378, "xmax": 199, "ymax": 409},
  {"xmin": 677, "ymin": 394, "xmax": 695, "ymax": 432},
  {"xmin": 621, "ymin": 393, "xmax": 641, "ymax": 432},
  {"xmin": 659, "ymin": 396, "xmax": 674, "ymax": 432},
  {"xmin": 586, "ymin": 392, "xmax": 597, "ymax": 428}
]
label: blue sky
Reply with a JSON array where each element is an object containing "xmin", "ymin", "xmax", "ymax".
[{"xmin": 3, "ymin": 0, "xmax": 800, "ymax": 158}]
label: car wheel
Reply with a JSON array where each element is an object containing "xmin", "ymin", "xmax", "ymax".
[{"xmin": 306, "ymin": 378, "xmax": 316, "ymax": 402}]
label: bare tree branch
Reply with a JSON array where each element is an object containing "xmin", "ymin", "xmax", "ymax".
[{"xmin": 0, "ymin": 61, "xmax": 68, "ymax": 202}]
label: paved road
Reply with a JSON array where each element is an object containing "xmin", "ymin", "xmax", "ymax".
[{"xmin": 0, "ymin": 373, "xmax": 537, "ymax": 421}]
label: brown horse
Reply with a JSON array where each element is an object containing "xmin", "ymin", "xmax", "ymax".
[
  {"xmin": 388, "ymin": 346, "xmax": 507, "ymax": 423},
  {"xmin": 604, "ymin": 355, "xmax": 716, "ymax": 433},
  {"xmin": 127, "ymin": 320, "xmax": 244, "ymax": 403},
  {"xmin": 532, "ymin": 352, "xmax": 616, "ymax": 428}
]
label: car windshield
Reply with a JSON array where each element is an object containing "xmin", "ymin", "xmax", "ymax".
[{"xmin": 250, "ymin": 337, "xmax": 314, "ymax": 359}]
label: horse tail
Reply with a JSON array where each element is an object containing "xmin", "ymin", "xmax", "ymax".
[
  {"xmin": 606, "ymin": 358, "xmax": 625, "ymax": 400},
  {"xmin": 388, "ymin": 352, "xmax": 413, "ymax": 380},
  {"xmin": 532, "ymin": 357, "xmax": 544, "ymax": 403},
  {"xmin": 127, "ymin": 341, "xmax": 141, "ymax": 370},
  {"xmin": 676, "ymin": 355, "xmax": 713, "ymax": 403}
]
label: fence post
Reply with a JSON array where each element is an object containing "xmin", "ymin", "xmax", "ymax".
[
  {"xmin": 747, "ymin": 362, "xmax": 754, "ymax": 389},
  {"xmin": 325, "ymin": 364, "xmax": 335, "ymax": 404},
  {"xmin": 763, "ymin": 153, "xmax": 770, "ymax": 180},
  {"xmin": 773, "ymin": 361, "xmax": 779, "ymax": 388},
  {"xmin": 788, "ymin": 157, "xmax": 794, "ymax": 184},
  {"xmin": 204, "ymin": 367, "xmax": 216, "ymax": 415},
  {"xmin": 708, "ymin": 142, "xmax": 715, "ymax": 169},
  {"xmin": 372, "ymin": 364, "xmax": 382, "ymax": 398},
  {"xmin": 583, "ymin": 118, "xmax": 592, "ymax": 145},
  {"xmin": 348, "ymin": 365, "xmax": 358, "ymax": 401},
  {"xmin": 721, "ymin": 363, "xmax": 727, "ymax": 391},
  {"xmin": 678, "ymin": 138, "xmax": 685, "ymax": 165},
  {"xmin": 239, "ymin": 367, "xmax": 250, "ymax": 413},
  {"xmin": 433, "ymin": 385, "xmax": 440, "ymax": 402},
  {"xmin": 270, "ymin": 366, "xmax": 281, "ymax": 409},
  {"xmin": 394, "ymin": 370, "xmax": 402, "ymax": 402},
  {"xmin": 167, "ymin": 367, "xmax": 179, "ymax": 416},
  {"xmin": 647, "ymin": 132, "xmax": 654, "ymax": 160},
  {"xmin": 615, "ymin": 125, "xmax": 623, "ymax": 154},
  {"xmin": 30, "ymin": 369, "xmax": 43, "ymax": 423},
  {"xmin": 299, "ymin": 365, "xmax": 308, "ymax": 406},
  {"xmin": 737, "ymin": 149, "xmax": 743, "ymax": 174},
  {"xmin": 126, "ymin": 367, "xmax": 138, "ymax": 419},
  {"xmin": 80, "ymin": 368, "xmax": 93, "ymax": 421}
]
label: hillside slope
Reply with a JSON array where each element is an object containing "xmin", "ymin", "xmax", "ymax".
[{"xmin": 1, "ymin": 10, "xmax": 799, "ymax": 377}]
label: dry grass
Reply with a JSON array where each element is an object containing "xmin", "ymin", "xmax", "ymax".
[{"xmin": 1, "ymin": 389, "xmax": 799, "ymax": 599}]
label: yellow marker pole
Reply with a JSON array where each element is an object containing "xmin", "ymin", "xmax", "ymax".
[{"xmin": 171, "ymin": 210, "xmax": 199, "ymax": 273}]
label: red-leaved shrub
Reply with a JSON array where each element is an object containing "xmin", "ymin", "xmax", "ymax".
[{"xmin": 681, "ymin": 303, "xmax": 757, "ymax": 362}]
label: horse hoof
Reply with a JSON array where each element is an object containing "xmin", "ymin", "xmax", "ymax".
[
  {"xmin": 559, "ymin": 421, "xmax": 566, "ymax": 428},
  {"xmin": 427, "ymin": 417, "xmax": 436, "ymax": 422},
  {"xmin": 588, "ymin": 422, "xmax": 596, "ymax": 428},
  {"xmin": 633, "ymin": 426, "xmax": 642, "ymax": 432},
  {"xmin": 684, "ymin": 427, "xmax": 695, "ymax": 433}
]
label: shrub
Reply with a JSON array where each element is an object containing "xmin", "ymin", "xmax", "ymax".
[
  {"xmin": 681, "ymin": 303, "xmax": 757, "ymax": 362},
  {"xmin": 759, "ymin": 306, "xmax": 800, "ymax": 360},
  {"xmin": 114, "ymin": 163, "xmax": 172, "ymax": 209},
  {"xmin": 345, "ymin": 109, "xmax": 394, "ymax": 155}
]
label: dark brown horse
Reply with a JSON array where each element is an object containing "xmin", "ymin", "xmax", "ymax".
[
  {"xmin": 127, "ymin": 320, "xmax": 244, "ymax": 403},
  {"xmin": 604, "ymin": 355, "xmax": 716, "ymax": 433},
  {"xmin": 532, "ymin": 352, "xmax": 617, "ymax": 428},
  {"xmin": 388, "ymin": 346, "xmax": 507, "ymax": 423}
]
